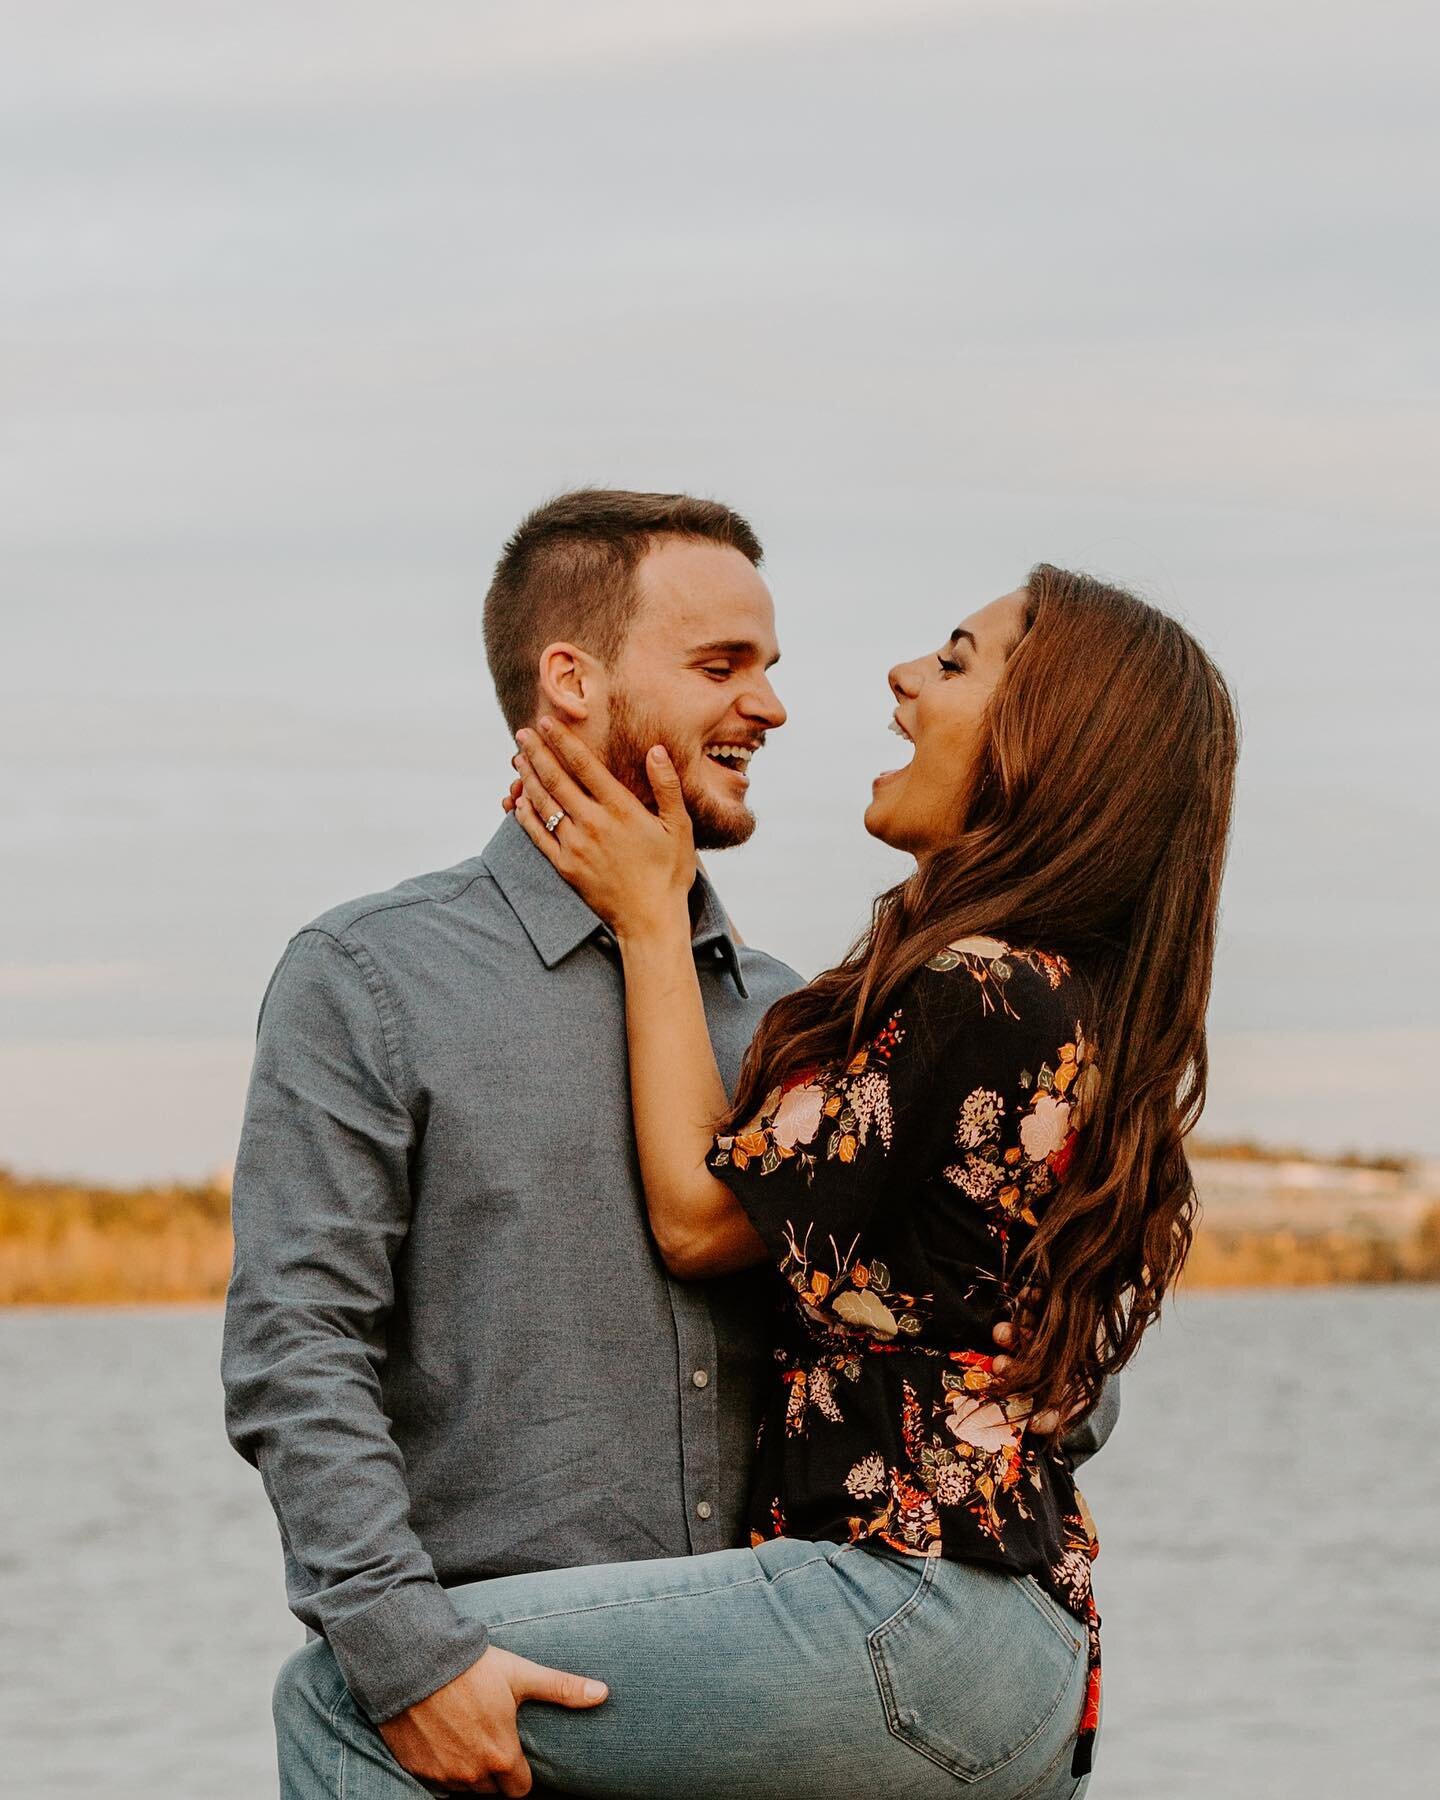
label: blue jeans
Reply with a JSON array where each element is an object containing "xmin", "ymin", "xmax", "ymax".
[{"xmin": 274, "ymin": 1537, "xmax": 1092, "ymax": 1800}]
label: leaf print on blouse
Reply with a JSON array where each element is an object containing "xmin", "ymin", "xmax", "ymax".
[
  {"xmin": 778, "ymin": 1220, "xmax": 930, "ymax": 1344},
  {"xmin": 923, "ymin": 939, "xmax": 1071, "ymax": 1018},
  {"xmin": 775, "ymin": 1342, "xmax": 866, "ymax": 1437},
  {"xmin": 943, "ymin": 1391, "xmax": 1021, "ymax": 1456}
]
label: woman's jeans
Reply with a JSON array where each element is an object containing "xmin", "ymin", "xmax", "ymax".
[{"xmin": 274, "ymin": 1536, "xmax": 1093, "ymax": 1800}]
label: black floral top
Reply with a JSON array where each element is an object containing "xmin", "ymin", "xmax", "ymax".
[{"xmin": 708, "ymin": 937, "xmax": 1103, "ymax": 1768}]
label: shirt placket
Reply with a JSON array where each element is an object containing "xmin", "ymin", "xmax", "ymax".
[{"xmin": 668, "ymin": 1274, "xmax": 725, "ymax": 1550}]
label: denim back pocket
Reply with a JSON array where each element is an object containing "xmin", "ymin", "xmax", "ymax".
[{"xmin": 867, "ymin": 1557, "xmax": 1085, "ymax": 1784}]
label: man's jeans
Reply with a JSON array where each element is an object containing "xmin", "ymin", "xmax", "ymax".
[{"xmin": 274, "ymin": 1537, "xmax": 1093, "ymax": 1800}]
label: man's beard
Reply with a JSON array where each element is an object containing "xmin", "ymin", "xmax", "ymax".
[{"xmin": 604, "ymin": 693, "xmax": 757, "ymax": 852}]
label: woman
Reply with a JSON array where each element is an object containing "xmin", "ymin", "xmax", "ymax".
[{"xmin": 342, "ymin": 566, "xmax": 1233, "ymax": 1798}]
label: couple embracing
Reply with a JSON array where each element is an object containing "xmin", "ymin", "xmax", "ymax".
[{"xmin": 223, "ymin": 488, "xmax": 1236, "ymax": 1799}]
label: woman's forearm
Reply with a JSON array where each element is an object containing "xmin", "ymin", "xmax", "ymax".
[{"xmin": 616, "ymin": 908, "xmax": 766, "ymax": 1277}]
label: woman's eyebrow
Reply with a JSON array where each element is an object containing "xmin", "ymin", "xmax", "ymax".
[{"xmin": 949, "ymin": 627, "xmax": 979, "ymax": 652}]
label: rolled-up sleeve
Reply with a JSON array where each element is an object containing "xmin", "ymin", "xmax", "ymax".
[{"xmin": 221, "ymin": 928, "xmax": 489, "ymax": 1721}]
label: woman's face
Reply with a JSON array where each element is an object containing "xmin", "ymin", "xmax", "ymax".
[{"xmin": 864, "ymin": 588, "xmax": 1029, "ymax": 858}]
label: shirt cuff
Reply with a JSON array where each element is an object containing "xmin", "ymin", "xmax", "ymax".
[
  {"xmin": 1062, "ymin": 1376, "xmax": 1121, "ymax": 1469},
  {"xmin": 321, "ymin": 1579, "xmax": 491, "ymax": 1723}
]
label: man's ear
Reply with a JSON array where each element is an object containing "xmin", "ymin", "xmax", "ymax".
[{"xmin": 536, "ymin": 642, "xmax": 603, "ymax": 726}]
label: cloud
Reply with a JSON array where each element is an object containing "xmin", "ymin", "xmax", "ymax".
[
  {"xmin": 1, "ymin": 0, "xmax": 971, "ymax": 112},
  {"xmin": 2, "ymin": 0, "xmax": 1435, "ymax": 1176}
]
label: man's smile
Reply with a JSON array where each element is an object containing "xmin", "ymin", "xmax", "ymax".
[{"xmin": 703, "ymin": 741, "xmax": 758, "ymax": 775}]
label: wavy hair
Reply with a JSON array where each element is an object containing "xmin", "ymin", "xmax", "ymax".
[{"xmin": 723, "ymin": 565, "xmax": 1239, "ymax": 1418}]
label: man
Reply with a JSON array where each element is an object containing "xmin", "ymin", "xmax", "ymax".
[{"xmin": 224, "ymin": 489, "xmax": 1117, "ymax": 1797}]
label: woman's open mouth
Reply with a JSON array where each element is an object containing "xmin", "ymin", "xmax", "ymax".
[{"xmin": 874, "ymin": 715, "xmax": 914, "ymax": 788}]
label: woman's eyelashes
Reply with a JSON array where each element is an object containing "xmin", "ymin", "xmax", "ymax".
[{"xmin": 936, "ymin": 653, "xmax": 965, "ymax": 677}]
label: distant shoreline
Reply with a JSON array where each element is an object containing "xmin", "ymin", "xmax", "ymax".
[
  {"xmin": 3, "ymin": 1145, "xmax": 1438, "ymax": 1306},
  {"xmin": 1185, "ymin": 1141, "xmax": 1440, "ymax": 1287}
]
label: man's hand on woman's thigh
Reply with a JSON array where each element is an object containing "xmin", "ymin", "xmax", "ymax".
[{"xmin": 379, "ymin": 1645, "xmax": 607, "ymax": 1797}]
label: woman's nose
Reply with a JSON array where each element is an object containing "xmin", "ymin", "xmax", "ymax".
[{"xmin": 889, "ymin": 658, "xmax": 922, "ymax": 702}]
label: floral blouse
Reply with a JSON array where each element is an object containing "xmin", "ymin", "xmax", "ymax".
[{"xmin": 708, "ymin": 936, "xmax": 1103, "ymax": 1772}]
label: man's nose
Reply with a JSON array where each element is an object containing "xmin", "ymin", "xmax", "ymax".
[{"xmin": 742, "ymin": 676, "xmax": 787, "ymax": 730}]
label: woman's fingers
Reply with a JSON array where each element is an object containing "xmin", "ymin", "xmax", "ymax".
[
  {"xmin": 512, "ymin": 792, "xmax": 566, "ymax": 870},
  {"xmin": 537, "ymin": 716, "xmax": 633, "ymax": 810},
  {"xmin": 644, "ymin": 746, "xmax": 692, "ymax": 838},
  {"xmin": 513, "ymin": 752, "xmax": 567, "ymax": 834},
  {"xmin": 515, "ymin": 729, "xmax": 592, "ymax": 823}
]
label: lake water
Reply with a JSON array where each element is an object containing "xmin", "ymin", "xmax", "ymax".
[{"xmin": 3, "ymin": 1289, "xmax": 1438, "ymax": 1798}]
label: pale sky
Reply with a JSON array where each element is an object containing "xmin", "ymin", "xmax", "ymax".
[{"xmin": 3, "ymin": 0, "xmax": 1437, "ymax": 1179}]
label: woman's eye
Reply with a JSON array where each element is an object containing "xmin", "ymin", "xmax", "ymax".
[{"xmin": 937, "ymin": 655, "xmax": 963, "ymax": 676}]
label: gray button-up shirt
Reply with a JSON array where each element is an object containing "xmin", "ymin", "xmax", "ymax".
[{"xmin": 222, "ymin": 818, "xmax": 802, "ymax": 1721}]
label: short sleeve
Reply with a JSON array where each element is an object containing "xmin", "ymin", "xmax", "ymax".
[{"xmin": 707, "ymin": 941, "xmax": 1090, "ymax": 1334}]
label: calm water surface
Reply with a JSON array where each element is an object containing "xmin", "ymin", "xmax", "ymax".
[{"xmin": 3, "ymin": 1290, "xmax": 1438, "ymax": 1798}]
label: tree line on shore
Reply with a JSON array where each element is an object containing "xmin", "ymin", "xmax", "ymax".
[{"xmin": 2, "ymin": 1161, "xmax": 1438, "ymax": 1305}]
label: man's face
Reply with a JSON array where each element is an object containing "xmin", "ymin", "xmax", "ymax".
[{"xmin": 600, "ymin": 539, "xmax": 786, "ymax": 850}]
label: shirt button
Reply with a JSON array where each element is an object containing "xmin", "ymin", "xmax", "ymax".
[
  {"xmin": 696, "ymin": 1500, "xmax": 713, "ymax": 1521},
  {"xmin": 692, "ymin": 1368, "xmax": 710, "ymax": 1389}
]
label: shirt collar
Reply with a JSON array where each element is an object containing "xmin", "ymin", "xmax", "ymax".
[{"xmin": 480, "ymin": 815, "xmax": 748, "ymax": 997}]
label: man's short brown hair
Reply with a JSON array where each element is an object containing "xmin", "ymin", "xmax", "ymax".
[{"xmin": 483, "ymin": 488, "xmax": 764, "ymax": 731}]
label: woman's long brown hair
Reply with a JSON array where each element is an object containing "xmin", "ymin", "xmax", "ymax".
[{"xmin": 723, "ymin": 564, "xmax": 1239, "ymax": 1419}]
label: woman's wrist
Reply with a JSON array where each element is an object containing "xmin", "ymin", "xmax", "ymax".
[{"xmin": 613, "ymin": 895, "xmax": 692, "ymax": 957}]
